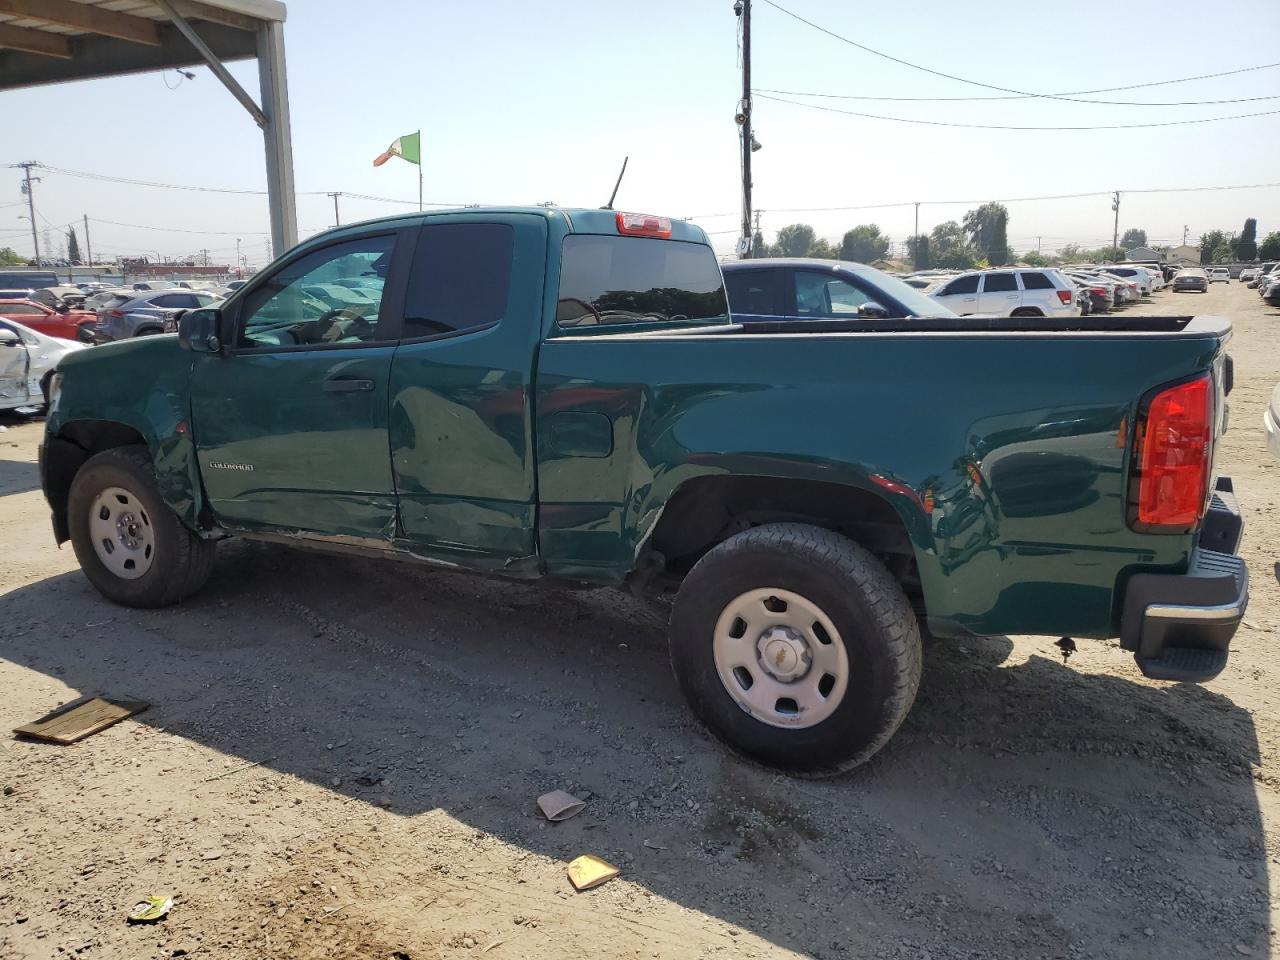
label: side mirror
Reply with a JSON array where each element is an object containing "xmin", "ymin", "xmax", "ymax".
[
  {"xmin": 0, "ymin": 328, "xmax": 20, "ymax": 346},
  {"xmin": 56, "ymin": 303, "xmax": 70, "ymax": 314},
  {"xmin": 178, "ymin": 307, "xmax": 229, "ymax": 354},
  {"xmin": 857, "ymin": 301, "xmax": 891, "ymax": 320}
]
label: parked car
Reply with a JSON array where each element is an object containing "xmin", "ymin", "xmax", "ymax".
[
  {"xmin": 1266, "ymin": 384, "xmax": 1280, "ymax": 461},
  {"xmin": 83, "ymin": 288, "xmax": 135, "ymax": 313},
  {"xmin": 0, "ymin": 299, "xmax": 97, "ymax": 341},
  {"xmin": 86, "ymin": 289, "xmax": 223, "ymax": 342},
  {"xmin": 224, "ymin": 279, "xmax": 248, "ymax": 292},
  {"xmin": 1239, "ymin": 268, "xmax": 1258, "ymax": 283},
  {"xmin": 1262, "ymin": 275, "xmax": 1280, "ymax": 307},
  {"xmin": 131, "ymin": 280, "xmax": 180, "ymax": 291},
  {"xmin": 1255, "ymin": 262, "xmax": 1279, "ymax": 293},
  {"xmin": 0, "ymin": 269, "xmax": 60, "ymax": 291},
  {"xmin": 0, "ymin": 288, "xmax": 35, "ymax": 302},
  {"xmin": 1173, "ymin": 269, "xmax": 1210, "ymax": 293},
  {"xmin": 28, "ymin": 286, "xmax": 88, "ymax": 310},
  {"xmin": 722, "ymin": 258, "xmax": 957, "ymax": 321},
  {"xmin": 928, "ymin": 268, "xmax": 1081, "ymax": 317},
  {"xmin": 39, "ymin": 206, "xmax": 1247, "ymax": 774},
  {"xmin": 0, "ymin": 316, "xmax": 87, "ymax": 411},
  {"xmin": 1065, "ymin": 271, "xmax": 1126, "ymax": 309},
  {"xmin": 1207, "ymin": 267, "xmax": 1230, "ymax": 284},
  {"xmin": 1101, "ymin": 267, "xmax": 1154, "ymax": 296},
  {"xmin": 1069, "ymin": 277, "xmax": 1111, "ymax": 313}
]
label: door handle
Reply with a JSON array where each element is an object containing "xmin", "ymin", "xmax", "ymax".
[
  {"xmin": 962, "ymin": 297, "xmax": 976, "ymax": 302},
  {"xmin": 1006, "ymin": 294, "xmax": 1019, "ymax": 299},
  {"xmin": 323, "ymin": 378, "xmax": 374, "ymax": 393}
]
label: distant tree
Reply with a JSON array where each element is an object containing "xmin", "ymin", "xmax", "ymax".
[
  {"xmin": 961, "ymin": 202, "xmax": 1010, "ymax": 266},
  {"xmin": 67, "ymin": 228, "xmax": 81, "ymax": 264},
  {"xmin": 0, "ymin": 247, "xmax": 23, "ymax": 266},
  {"xmin": 1085, "ymin": 245, "xmax": 1126, "ymax": 263},
  {"xmin": 1259, "ymin": 231, "xmax": 1280, "ymax": 260},
  {"xmin": 775, "ymin": 224, "xmax": 816, "ymax": 258},
  {"xmin": 1199, "ymin": 230, "xmax": 1230, "ymax": 264},
  {"xmin": 807, "ymin": 237, "xmax": 838, "ymax": 259},
  {"xmin": 1236, "ymin": 218, "xmax": 1258, "ymax": 261},
  {"xmin": 906, "ymin": 234, "xmax": 931, "ymax": 269},
  {"xmin": 930, "ymin": 220, "xmax": 977, "ymax": 269},
  {"xmin": 838, "ymin": 224, "xmax": 890, "ymax": 263},
  {"xmin": 1121, "ymin": 228, "xmax": 1147, "ymax": 249},
  {"xmin": 1021, "ymin": 250, "xmax": 1049, "ymax": 267},
  {"xmin": 1057, "ymin": 243, "xmax": 1083, "ymax": 262}
]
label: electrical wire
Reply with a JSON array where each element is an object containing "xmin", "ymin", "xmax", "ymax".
[
  {"xmin": 757, "ymin": 91, "xmax": 1280, "ymax": 130},
  {"xmin": 754, "ymin": 86, "xmax": 1280, "ymax": 107},
  {"xmin": 760, "ymin": 0, "xmax": 1280, "ymax": 106}
]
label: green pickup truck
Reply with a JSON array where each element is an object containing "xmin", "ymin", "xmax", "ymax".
[{"xmin": 39, "ymin": 208, "xmax": 1247, "ymax": 775}]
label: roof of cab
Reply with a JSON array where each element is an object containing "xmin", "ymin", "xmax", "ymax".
[{"xmin": 303, "ymin": 206, "xmax": 710, "ymax": 248}]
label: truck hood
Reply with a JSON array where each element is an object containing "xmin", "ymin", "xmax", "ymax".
[{"xmin": 58, "ymin": 331, "xmax": 187, "ymax": 374}]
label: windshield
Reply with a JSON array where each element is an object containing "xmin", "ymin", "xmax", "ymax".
[
  {"xmin": 845, "ymin": 264, "xmax": 957, "ymax": 317},
  {"xmin": 556, "ymin": 235, "xmax": 728, "ymax": 327}
]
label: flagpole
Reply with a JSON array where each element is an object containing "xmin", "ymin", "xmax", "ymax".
[{"xmin": 417, "ymin": 129, "xmax": 423, "ymax": 212}]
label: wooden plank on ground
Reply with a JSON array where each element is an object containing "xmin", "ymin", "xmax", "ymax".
[{"xmin": 14, "ymin": 696, "xmax": 148, "ymax": 744}]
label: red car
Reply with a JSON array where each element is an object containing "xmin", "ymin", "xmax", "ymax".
[{"xmin": 0, "ymin": 299, "xmax": 96, "ymax": 342}]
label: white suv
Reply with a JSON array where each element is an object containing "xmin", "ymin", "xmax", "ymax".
[
  {"xmin": 1207, "ymin": 267, "xmax": 1230, "ymax": 283},
  {"xmin": 1101, "ymin": 266, "xmax": 1154, "ymax": 296},
  {"xmin": 927, "ymin": 268, "xmax": 1081, "ymax": 318}
]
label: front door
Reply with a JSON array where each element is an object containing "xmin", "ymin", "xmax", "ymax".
[
  {"xmin": 189, "ymin": 230, "xmax": 410, "ymax": 542},
  {"xmin": 977, "ymin": 271, "xmax": 1021, "ymax": 315},
  {"xmin": 0, "ymin": 324, "xmax": 29, "ymax": 407}
]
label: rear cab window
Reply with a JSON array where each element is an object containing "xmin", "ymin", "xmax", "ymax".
[{"xmin": 556, "ymin": 235, "xmax": 728, "ymax": 328}]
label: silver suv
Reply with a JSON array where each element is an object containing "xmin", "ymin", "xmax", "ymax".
[{"xmin": 88, "ymin": 289, "xmax": 221, "ymax": 342}]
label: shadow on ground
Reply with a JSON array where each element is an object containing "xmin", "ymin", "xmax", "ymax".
[
  {"xmin": 0, "ymin": 456, "xmax": 40, "ymax": 498},
  {"xmin": 0, "ymin": 542, "xmax": 1269, "ymax": 958}
]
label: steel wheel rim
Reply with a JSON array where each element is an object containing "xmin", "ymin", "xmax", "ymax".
[
  {"xmin": 712, "ymin": 587, "xmax": 850, "ymax": 729},
  {"xmin": 88, "ymin": 485, "xmax": 155, "ymax": 580}
]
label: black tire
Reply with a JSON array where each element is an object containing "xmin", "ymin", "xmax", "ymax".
[
  {"xmin": 1010, "ymin": 307, "xmax": 1043, "ymax": 317},
  {"xmin": 67, "ymin": 446, "xmax": 216, "ymax": 608},
  {"xmin": 668, "ymin": 523, "xmax": 922, "ymax": 776}
]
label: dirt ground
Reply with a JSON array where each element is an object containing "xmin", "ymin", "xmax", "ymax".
[{"xmin": 1, "ymin": 281, "xmax": 1278, "ymax": 960}]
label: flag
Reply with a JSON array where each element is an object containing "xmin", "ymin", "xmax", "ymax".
[{"xmin": 373, "ymin": 131, "xmax": 421, "ymax": 167}]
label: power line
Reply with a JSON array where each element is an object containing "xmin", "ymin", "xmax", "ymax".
[
  {"xmin": 760, "ymin": 0, "xmax": 1280, "ymax": 105},
  {"xmin": 754, "ymin": 86, "xmax": 1280, "ymax": 107},
  {"xmin": 757, "ymin": 91, "xmax": 1280, "ymax": 131}
]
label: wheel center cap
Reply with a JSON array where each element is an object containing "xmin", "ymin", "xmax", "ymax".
[{"xmin": 757, "ymin": 626, "xmax": 811, "ymax": 682}]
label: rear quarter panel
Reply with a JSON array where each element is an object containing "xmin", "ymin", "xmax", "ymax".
[{"xmin": 535, "ymin": 327, "xmax": 1226, "ymax": 639}]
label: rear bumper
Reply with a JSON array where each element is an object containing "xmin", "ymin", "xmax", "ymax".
[{"xmin": 1120, "ymin": 478, "xmax": 1247, "ymax": 682}]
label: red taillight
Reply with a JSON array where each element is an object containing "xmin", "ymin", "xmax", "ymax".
[
  {"xmin": 1090, "ymin": 287, "xmax": 1106, "ymax": 297},
  {"xmin": 616, "ymin": 211, "xmax": 672, "ymax": 239},
  {"xmin": 106, "ymin": 309, "xmax": 124, "ymax": 318},
  {"xmin": 1132, "ymin": 375, "xmax": 1213, "ymax": 529},
  {"xmin": 1056, "ymin": 289, "xmax": 1073, "ymax": 305}
]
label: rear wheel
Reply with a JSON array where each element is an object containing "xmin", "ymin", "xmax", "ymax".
[
  {"xmin": 1010, "ymin": 307, "xmax": 1043, "ymax": 317},
  {"xmin": 669, "ymin": 524, "xmax": 922, "ymax": 776},
  {"xmin": 68, "ymin": 446, "xmax": 216, "ymax": 607}
]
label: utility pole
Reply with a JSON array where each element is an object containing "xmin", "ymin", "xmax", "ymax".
[
  {"xmin": 1182, "ymin": 224, "xmax": 1189, "ymax": 246},
  {"xmin": 736, "ymin": 0, "xmax": 753, "ymax": 258},
  {"xmin": 235, "ymin": 238, "xmax": 242, "ymax": 278},
  {"xmin": 913, "ymin": 202, "xmax": 920, "ymax": 241},
  {"xmin": 1037, "ymin": 236, "xmax": 1042, "ymax": 254},
  {"xmin": 328, "ymin": 191, "xmax": 342, "ymax": 226},
  {"xmin": 1111, "ymin": 191, "xmax": 1120, "ymax": 253},
  {"xmin": 83, "ymin": 215, "xmax": 93, "ymax": 270},
  {"xmin": 14, "ymin": 162, "xmax": 41, "ymax": 265}
]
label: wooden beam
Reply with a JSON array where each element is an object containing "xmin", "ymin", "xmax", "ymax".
[
  {"xmin": 168, "ymin": 0, "xmax": 258, "ymax": 32},
  {"xmin": 0, "ymin": 0, "xmax": 162, "ymax": 46},
  {"xmin": 0, "ymin": 22, "xmax": 72, "ymax": 58}
]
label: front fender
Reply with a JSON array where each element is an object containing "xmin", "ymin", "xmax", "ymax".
[{"xmin": 45, "ymin": 336, "xmax": 208, "ymax": 534}]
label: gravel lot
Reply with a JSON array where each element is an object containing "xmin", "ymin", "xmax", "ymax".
[{"xmin": 1, "ymin": 281, "xmax": 1278, "ymax": 960}]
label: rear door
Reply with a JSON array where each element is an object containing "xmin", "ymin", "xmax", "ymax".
[
  {"xmin": 978, "ymin": 272, "xmax": 1020, "ymax": 315},
  {"xmin": 724, "ymin": 268, "xmax": 785, "ymax": 318},
  {"xmin": 388, "ymin": 214, "xmax": 546, "ymax": 568}
]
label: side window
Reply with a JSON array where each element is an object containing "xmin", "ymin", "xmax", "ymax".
[
  {"xmin": 9, "ymin": 304, "xmax": 43, "ymax": 316},
  {"xmin": 982, "ymin": 273, "xmax": 1017, "ymax": 293},
  {"xmin": 402, "ymin": 223, "xmax": 513, "ymax": 339},
  {"xmin": 794, "ymin": 272, "xmax": 871, "ymax": 317},
  {"xmin": 150, "ymin": 294, "xmax": 181, "ymax": 308},
  {"xmin": 1019, "ymin": 272, "xmax": 1054, "ymax": 290},
  {"xmin": 724, "ymin": 269, "xmax": 782, "ymax": 315},
  {"xmin": 941, "ymin": 275, "xmax": 979, "ymax": 296},
  {"xmin": 238, "ymin": 235, "xmax": 396, "ymax": 349}
]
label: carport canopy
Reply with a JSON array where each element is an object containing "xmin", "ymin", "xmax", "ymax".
[{"xmin": 0, "ymin": 0, "xmax": 297, "ymax": 252}]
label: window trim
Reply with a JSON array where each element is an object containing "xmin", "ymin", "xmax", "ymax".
[{"xmin": 227, "ymin": 228, "xmax": 411, "ymax": 356}]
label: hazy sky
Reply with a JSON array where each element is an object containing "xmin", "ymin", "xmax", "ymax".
[{"xmin": 3, "ymin": 0, "xmax": 1278, "ymax": 267}]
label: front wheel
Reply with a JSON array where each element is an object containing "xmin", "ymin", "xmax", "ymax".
[
  {"xmin": 67, "ymin": 446, "xmax": 217, "ymax": 607},
  {"xmin": 669, "ymin": 524, "xmax": 922, "ymax": 776}
]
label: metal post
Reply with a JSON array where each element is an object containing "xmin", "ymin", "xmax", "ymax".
[
  {"xmin": 1111, "ymin": 191, "xmax": 1120, "ymax": 253},
  {"xmin": 83, "ymin": 214, "xmax": 93, "ymax": 270},
  {"xmin": 739, "ymin": 0, "xmax": 753, "ymax": 258},
  {"xmin": 328, "ymin": 191, "xmax": 341, "ymax": 226},
  {"xmin": 18, "ymin": 162, "xmax": 39, "ymax": 265},
  {"xmin": 235, "ymin": 237, "xmax": 241, "ymax": 278},
  {"xmin": 417, "ymin": 129, "xmax": 423, "ymax": 212},
  {"xmin": 257, "ymin": 20, "xmax": 298, "ymax": 255},
  {"xmin": 913, "ymin": 201, "xmax": 919, "ymax": 242}
]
